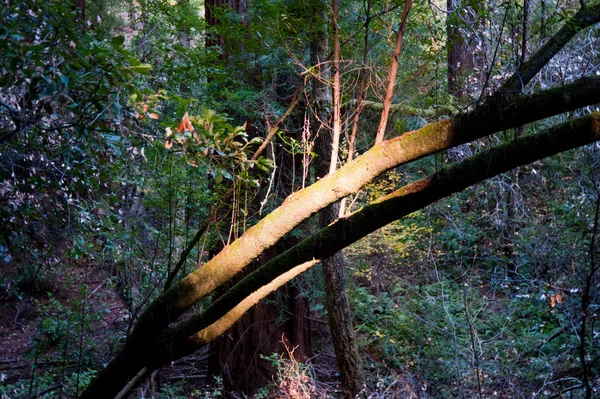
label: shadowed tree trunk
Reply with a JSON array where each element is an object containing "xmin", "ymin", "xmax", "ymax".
[
  {"xmin": 205, "ymin": 0, "xmax": 247, "ymax": 50},
  {"xmin": 202, "ymin": 0, "xmax": 312, "ymax": 394},
  {"xmin": 447, "ymin": 0, "xmax": 486, "ymax": 97},
  {"xmin": 209, "ymin": 246, "xmax": 311, "ymax": 395}
]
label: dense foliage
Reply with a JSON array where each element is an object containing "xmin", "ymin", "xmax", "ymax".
[{"xmin": 1, "ymin": 0, "xmax": 599, "ymax": 398}]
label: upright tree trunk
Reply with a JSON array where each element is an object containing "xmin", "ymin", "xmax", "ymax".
[
  {"xmin": 447, "ymin": 0, "xmax": 486, "ymax": 97},
  {"xmin": 311, "ymin": 0, "xmax": 365, "ymax": 396},
  {"xmin": 340, "ymin": 0, "xmax": 373, "ymax": 216},
  {"xmin": 374, "ymin": 0, "xmax": 412, "ymax": 144}
]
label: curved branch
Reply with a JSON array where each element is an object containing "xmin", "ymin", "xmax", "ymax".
[
  {"xmin": 81, "ymin": 75, "xmax": 600, "ymax": 399},
  {"xmin": 501, "ymin": 3, "xmax": 600, "ymax": 92},
  {"xmin": 157, "ymin": 111, "xmax": 600, "ymax": 368}
]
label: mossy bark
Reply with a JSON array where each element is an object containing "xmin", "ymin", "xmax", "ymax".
[
  {"xmin": 169, "ymin": 112, "xmax": 600, "ymax": 348},
  {"xmin": 501, "ymin": 3, "xmax": 600, "ymax": 93},
  {"xmin": 81, "ymin": 75, "xmax": 600, "ymax": 399},
  {"xmin": 85, "ymin": 113, "xmax": 600, "ymax": 399}
]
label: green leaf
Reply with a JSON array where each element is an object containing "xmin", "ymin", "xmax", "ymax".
[
  {"xmin": 126, "ymin": 63, "xmax": 153, "ymax": 74},
  {"xmin": 220, "ymin": 169, "xmax": 233, "ymax": 180},
  {"xmin": 111, "ymin": 35, "xmax": 125, "ymax": 48}
]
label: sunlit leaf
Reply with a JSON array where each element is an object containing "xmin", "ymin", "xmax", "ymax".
[
  {"xmin": 178, "ymin": 112, "xmax": 193, "ymax": 132},
  {"xmin": 126, "ymin": 64, "xmax": 153, "ymax": 74}
]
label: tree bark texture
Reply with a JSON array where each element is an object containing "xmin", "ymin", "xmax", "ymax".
[
  {"xmin": 173, "ymin": 111, "xmax": 600, "ymax": 349},
  {"xmin": 447, "ymin": 0, "xmax": 486, "ymax": 96}
]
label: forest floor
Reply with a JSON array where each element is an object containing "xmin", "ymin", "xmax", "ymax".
[{"xmin": 0, "ymin": 254, "xmax": 427, "ymax": 398}]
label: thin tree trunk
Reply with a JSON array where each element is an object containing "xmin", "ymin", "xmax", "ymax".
[
  {"xmin": 330, "ymin": 0, "xmax": 342, "ymax": 173},
  {"xmin": 521, "ymin": 0, "xmax": 532, "ymax": 66},
  {"xmin": 374, "ymin": 0, "xmax": 412, "ymax": 144},
  {"xmin": 579, "ymin": 187, "xmax": 600, "ymax": 399},
  {"xmin": 340, "ymin": 0, "xmax": 373, "ymax": 216},
  {"xmin": 541, "ymin": 0, "xmax": 547, "ymax": 40}
]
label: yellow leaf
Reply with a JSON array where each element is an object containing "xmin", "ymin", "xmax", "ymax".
[
  {"xmin": 178, "ymin": 112, "xmax": 189, "ymax": 133},
  {"xmin": 165, "ymin": 140, "xmax": 172, "ymax": 149},
  {"xmin": 148, "ymin": 113, "xmax": 159, "ymax": 120},
  {"xmin": 165, "ymin": 127, "xmax": 173, "ymax": 138}
]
